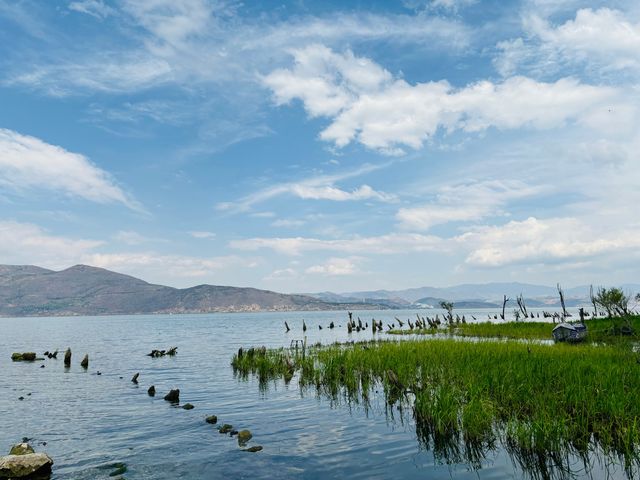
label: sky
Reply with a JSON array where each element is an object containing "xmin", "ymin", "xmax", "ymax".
[{"xmin": 0, "ymin": 0, "xmax": 639, "ymax": 292}]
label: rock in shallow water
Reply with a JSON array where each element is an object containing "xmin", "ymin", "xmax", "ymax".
[
  {"xmin": 218, "ymin": 424, "xmax": 233, "ymax": 434},
  {"xmin": 237, "ymin": 430, "xmax": 252, "ymax": 446},
  {"xmin": 0, "ymin": 452, "xmax": 53, "ymax": 478},
  {"xmin": 164, "ymin": 389, "xmax": 179, "ymax": 403},
  {"xmin": 205, "ymin": 415, "xmax": 217, "ymax": 424},
  {"xmin": 243, "ymin": 446, "xmax": 263, "ymax": 453},
  {"xmin": 11, "ymin": 353, "xmax": 37, "ymax": 362},
  {"xmin": 182, "ymin": 403, "xmax": 194, "ymax": 410}
]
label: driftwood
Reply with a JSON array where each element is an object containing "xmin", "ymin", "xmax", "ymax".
[{"xmin": 147, "ymin": 347, "xmax": 178, "ymax": 358}]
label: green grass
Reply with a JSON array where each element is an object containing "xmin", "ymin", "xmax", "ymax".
[
  {"xmin": 232, "ymin": 337, "xmax": 640, "ymax": 477},
  {"xmin": 388, "ymin": 314, "xmax": 640, "ymax": 344}
]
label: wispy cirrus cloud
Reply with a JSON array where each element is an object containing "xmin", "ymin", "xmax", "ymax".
[
  {"xmin": 216, "ymin": 162, "xmax": 396, "ymax": 213},
  {"xmin": 495, "ymin": 8, "xmax": 640, "ymax": 78},
  {"xmin": 305, "ymin": 257, "xmax": 361, "ymax": 276},
  {"xmin": 5, "ymin": 2, "xmax": 471, "ymax": 95},
  {"xmin": 230, "ymin": 232, "xmax": 444, "ymax": 256},
  {"xmin": 396, "ymin": 179, "xmax": 543, "ymax": 231},
  {"xmin": 0, "ymin": 128, "xmax": 142, "ymax": 211},
  {"xmin": 189, "ymin": 231, "xmax": 216, "ymax": 239},
  {"xmin": 68, "ymin": 0, "xmax": 116, "ymax": 19}
]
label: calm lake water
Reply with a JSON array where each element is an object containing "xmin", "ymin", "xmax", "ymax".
[{"xmin": 0, "ymin": 309, "xmax": 627, "ymax": 479}]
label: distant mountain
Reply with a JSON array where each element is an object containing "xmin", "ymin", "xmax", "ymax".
[
  {"xmin": 414, "ymin": 297, "xmax": 501, "ymax": 309},
  {"xmin": 343, "ymin": 283, "xmax": 562, "ymax": 303},
  {"xmin": 325, "ymin": 282, "xmax": 640, "ymax": 309},
  {"xmin": 0, "ymin": 264, "xmax": 386, "ymax": 317},
  {"xmin": 308, "ymin": 291, "xmax": 411, "ymax": 309}
]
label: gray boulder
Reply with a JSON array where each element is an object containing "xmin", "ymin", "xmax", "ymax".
[{"xmin": 0, "ymin": 452, "xmax": 53, "ymax": 478}]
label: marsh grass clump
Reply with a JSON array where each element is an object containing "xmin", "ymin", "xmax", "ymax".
[
  {"xmin": 231, "ymin": 346, "xmax": 297, "ymax": 389},
  {"xmin": 233, "ymin": 338, "xmax": 640, "ymax": 478},
  {"xmin": 389, "ymin": 315, "xmax": 640, "ymax": 344}
]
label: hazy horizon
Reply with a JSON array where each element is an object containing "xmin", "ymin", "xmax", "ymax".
[{"xmin": 1, "ymin": 0, "xmax": 638, "ymax": 291}]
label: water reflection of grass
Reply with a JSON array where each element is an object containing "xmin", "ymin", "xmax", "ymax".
[
  {"xmin": 232, "ymin": 338, "xmax": 640, "ymax": 479},
  {"xmin": 389, "ymin": 315, "xmax": 640, "ymax": 344}
]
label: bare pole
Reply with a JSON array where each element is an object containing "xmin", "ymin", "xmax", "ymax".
[
  {"xmin": 557, "ymin": 283, "xmax": 568, "ymax": 318},
  {"xmin": 516, "ymin": 293, "xmax": 527, "ymax": 318},
  {"xmin": 590, "ymin": 285, "xmax": 598, "ymax": 316},
  {"xmin": 501, "ymin": 295, "xmax": 509, "ymax": 320}
]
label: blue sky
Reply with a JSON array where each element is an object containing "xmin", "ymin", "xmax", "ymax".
[{"xmin": 0, "ymin": 0, "xmax": 639, "ymax": 292}]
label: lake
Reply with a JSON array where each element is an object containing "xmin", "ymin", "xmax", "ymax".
[{"xmin": 1, "ymin": 309, "xmax": 627, "ymax": 479}]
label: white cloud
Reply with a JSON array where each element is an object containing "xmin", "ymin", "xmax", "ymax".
[
  {"xmin": 0, "ymin": 128, "xmax": 141, "ymax": 210},
  {"xmin": 264, "ymin": 44, "xmax": 393, "ymax": 117},
  {"xmin": 189, "ymin": 231, "xmax": 216, "ymax": 239},
  {"xmin": 396, "ymin": 179, "xmax": 542, "ymax": 230},
  {"xmin": 120, "ymin": 0, "xmax": 214, "ymax": 50},
  {"xmin": 264, "ymin": 267, "xmax": 299, "ymax": 281},
  {"xmin": 85, "ymin": 252, "xmax": 252, "ymax": 279},
  {"xmin": 265, "ymin": 46, "xmax": 621, "ymax": 153},
  {"xmin": 271, "ymin": 219, "xmax": 306, "ymax": 228},
  {"xmin": 495, "ymin": 8, "xmax": 640, "ymax": 77},
  {"xmin": 458, "ymin": 217, "xmax": 640, "ymax": 267},
  {"xmin": 306, "ymin": 257, "xmax": 360, "ymax": 276},
  {"xmin": 0, "ymin": 220, "xmax": 102, "ymax": 268},
  {"xmin": 113, "ymin": 231, "xmax": 149, "ymax": 245},
  {"xmin": 0, "ymin": 220, "xmax": 258, "ymax": 282},
  {"xmin": 230, "ymin": 233, "xmax": 444, "ymax": 255},
  {"xmin": 290, "ymin": 184, "xmax": 395, "ymax": 202},
  {"xmin": 404, "ymin": 0, "xmax": 477, "ymax": 12}
]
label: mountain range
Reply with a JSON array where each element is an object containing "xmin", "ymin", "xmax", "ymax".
[
  {"xmin": 0, "ymin": 264, "xmax": 381, "ymax": 317},
  {"xmin": 1, "ymin": 264, "xmax": 638, "ymax": 317}
]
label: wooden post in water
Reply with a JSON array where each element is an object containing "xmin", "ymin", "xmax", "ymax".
[{"xmin": 64, "ymin": 348, "xmax": 71, "ymax": 367}]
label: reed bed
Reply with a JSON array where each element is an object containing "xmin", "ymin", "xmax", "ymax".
[
  {"xmin": 389, "ymin": 315, "xmax": 640, "ymax": 343},
  {"xmin": 232, "ymin": 338, "xmax": 640, "ymax": 478}
]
